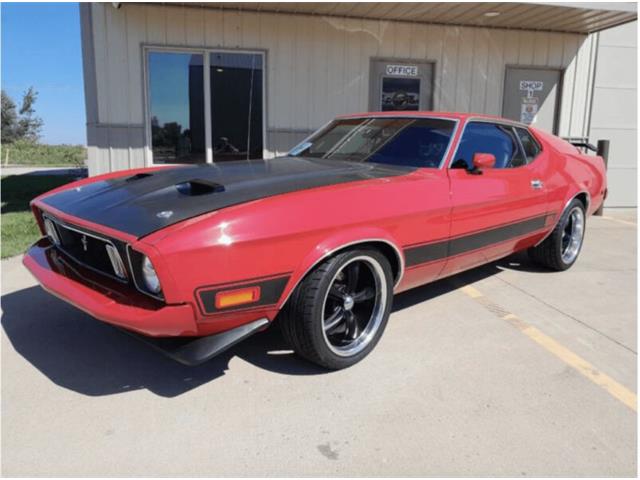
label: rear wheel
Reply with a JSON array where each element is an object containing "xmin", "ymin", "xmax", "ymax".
[
  {"xmin": 279, "ymin": 249, "xmax": 393, "ymax": 369},
  {"xmin": 528, "ymin": 198, "xmax": 586, "ymax": 271}
]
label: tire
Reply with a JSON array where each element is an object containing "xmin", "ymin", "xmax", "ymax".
[
  {"xmin": 528, "ymin": 198, "xmax": 586, "ymax": 271},
  {"xmin": 279, "ymin": 248, "xmax": 394, "ymax": 370}
]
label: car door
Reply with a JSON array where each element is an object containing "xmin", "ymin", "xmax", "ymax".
[{"xmin": 439, "ymin": 120, "xmax": 551, "ymax": 277}]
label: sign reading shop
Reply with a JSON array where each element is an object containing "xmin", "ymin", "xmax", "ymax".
[{"xmin": 385, "ymin": 64, "xmax": 419, "ymax": 77}]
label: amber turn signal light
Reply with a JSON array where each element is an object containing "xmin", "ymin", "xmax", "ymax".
[{"xmin": 215, "ymin": 286, "xmax": 261, "ymax": 309}]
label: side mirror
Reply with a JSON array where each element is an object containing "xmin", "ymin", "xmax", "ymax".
[{"xmin": 472, "ymin": 153, "xmax": 496, "ymax": 170}]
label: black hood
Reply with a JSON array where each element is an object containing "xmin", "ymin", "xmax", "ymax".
[{"xmin": 40, "ymin": 157, "xmax": 413, "ymax": 238}]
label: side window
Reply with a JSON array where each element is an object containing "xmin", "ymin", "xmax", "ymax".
[
  {"xmin": 515, "ymin": 127, "xmax": 541, "ymax": 163},
  {"xmin": 453, "ymin": 122, "xmax": 526, "ymax": 169},
  {"xmin": 367, "ymin": 118, "xmax": 455, "ymax": 168}
]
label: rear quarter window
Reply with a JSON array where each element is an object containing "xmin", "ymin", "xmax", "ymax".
[{"xmin": 515, "ymin": 127, "xmax": 541, "ymax": 163}]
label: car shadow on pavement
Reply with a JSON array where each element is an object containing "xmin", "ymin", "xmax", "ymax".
[
  {"xmin": 1, "ymin": 286, "xmax": 327, "ymax": 398},
  {"xmin": 392, "ymin": 251, "xmax": 553, "ymax": 311},
  {"xmin": 1, "ymin": 252, "xmax": 545, "ymax": 398}
]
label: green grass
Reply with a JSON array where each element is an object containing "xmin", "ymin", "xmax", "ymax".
[
  {"xmin": 1, "ymin": 175, "xmax": 78, "ymax": 259},
  {"xmin": 2, "ymin": 141, "xmax": 86, "ymax": 167}
]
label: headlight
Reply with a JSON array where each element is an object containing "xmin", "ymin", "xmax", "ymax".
[
  {"xmin": 43, "ymin": 218, "xmax": 60, "ymax": 245},
  {"xmin": 141, "ymin": 255, "xmax": 161, "ymax": 294}
]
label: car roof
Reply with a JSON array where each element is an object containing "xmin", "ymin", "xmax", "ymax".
[{"xmin": 337, "ymin": 111, "xmax": 529, "ymax": 128}]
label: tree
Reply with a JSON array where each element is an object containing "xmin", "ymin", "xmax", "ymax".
[
  {"xmin": 15, "ymin": 87, "xmax": 43, "ymax": 142},
  {"xmin": 1, "ymin": 90, "xmax": 18, "ymax": 143},
  {"xmin": 1, "ymin": 87, "xmax": 43, "ymax": 144}
]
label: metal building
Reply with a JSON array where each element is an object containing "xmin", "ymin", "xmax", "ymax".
[{"xmin": 80, "ymin": 2, "xmax": 637, "ymax": 206}]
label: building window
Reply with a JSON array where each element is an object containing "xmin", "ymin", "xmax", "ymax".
[
  {"xmin": 381, "ymin": 78, "xmax": 421, "ymax": 111},
  {"xmin": 146, "ymin": 49, "xmax": 264, "ymax": 165},
  {"xmin": 148, "ymin": 52, "xmax": 205, "ymax": 164}
]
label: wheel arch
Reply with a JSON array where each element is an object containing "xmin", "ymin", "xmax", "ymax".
[
  {"xmin": 277, "ymin": 233, "xmax": 404, "ymax": 309},
  {"xmin": 535, "ymin": 189, "xmax": 590, "ymax": 247},
  {"xmin": 574, "ymin": 191, "xmax": 590, "ymax": 212}
]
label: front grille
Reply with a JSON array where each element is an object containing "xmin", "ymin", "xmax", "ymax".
[{"xmin": 43, "ymin": 215, "xmax": 128, "ymax": 282}]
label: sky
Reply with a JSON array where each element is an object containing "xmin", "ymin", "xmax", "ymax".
[{"xmin": 1, "ymin": 2, "xmax": 86, "ymax": 145}]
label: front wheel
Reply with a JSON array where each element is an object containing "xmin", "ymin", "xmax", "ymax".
[
  {"xmin": 279, "ymin": 249, "xmax": 393, "ymax": 369},
  {"xmin": 528, "ymin": 198, "xmax": 586, "ymax": 271}
]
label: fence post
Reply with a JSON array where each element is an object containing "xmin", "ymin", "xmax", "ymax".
[{"xmin": 594, "ymin": 139, "xmax": 609, "ymax": 216}]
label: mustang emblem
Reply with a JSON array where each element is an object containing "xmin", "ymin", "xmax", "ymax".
[{"xmin": 80, "ymin": 235, "xmax": 88, "ymax": 252}]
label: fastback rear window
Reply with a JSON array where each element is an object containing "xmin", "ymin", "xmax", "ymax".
[{"xmin": 290, "ymin": 117, "xmax": 456, "ymax": 168}]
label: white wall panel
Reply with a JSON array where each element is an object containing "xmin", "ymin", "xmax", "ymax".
[
  {"xmin": 438, "ymin": 26, "xmax": 460, "ymax": 110},
  {"xmin": 359, "ymin": 19, "xmax": 382, "ymax": 110},
  {"xmin": 484, "ymin": 28, "xmax": 505, "ymax": 115},
  {"xmin": 185, "ymin": 6, "xmax": 205, "ymax": 46},
  {"xmin": 145, "ymin": 4, "xmax": 166, "ymax": 45},
  {"xmin": 293, "ymin": 18, "xmax": 312, "ymax": 132},
  {"xmin": 533, "ymin": 32, "xmax": 549, "ymax": 65},
  {"xmin": 222, "ymin": 10, "xmax": 242, "ymax": 48},
  {"xmin": 91, "ymin": 4, "xmax": 109, "ymax": 127},
  {"xmin": 165, "ymin": 5, "xmax": 186, "ymax": 46},
  {"xmin": 87, "ymin": 3, "xmax": 599, "ymax": 175},
  {"xmin": 308, "ymin": 17, "xmax": 330, "ymax": 128},
  {"xmin": 517, "ymin": 30, "xmax": 535, "ymax": 65},
  {"xmin": 408, "ymin": 22, "xmax": 427, "ymax": 60},
  {"xmin": 469, "ymin": 28, "xmax": 489, "ymax": 114},
  {"xmin": 241, "ymin": 12, "xmax": 261, "ymax": 49},
  {"xmin": 596, "ymin": 46, "xmax": 637, "ymax": 88},
  {"xmin": 378, "ymin": 21, "xmax": 395, "ymax": 58},
  {"xmin": 205, "ymin": 7, "xmax": 224, "ymax": 47},
  {"xmin": 547, "ymin": 33, "xmax": 565, "ymax": 68},
  {"xmin": 326, "ymin": 17, "xmax": 347, "ymax": 120},
  {"xmin": 393, "ymin": 21, "xmax": 412, "ymax": 59},
  {"xmin": 344, "ymin": 18, "xmax": 364, "ymax": 116},
  {"xmin": 589, "ymin": 21, "xmax": 637, "ymax": 207},
  {"xmin": 454, "ymin": 27, "xmax": 474, "ymax": 112},
  {"xmin": 105, "ymin": 7, "xmax": 129, "ymax": 125},
  {"xmin": 557, "ymin": 34, "xmax": 580, "ymax": 136},
  {"xmin": 125, "ymin": 5, "xmax": 146, "ymax": 125}
]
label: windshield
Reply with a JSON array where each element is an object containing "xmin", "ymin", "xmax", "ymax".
[{"xmin": 290, "ymin": 117, "xmax": 456, "ymax": 168}]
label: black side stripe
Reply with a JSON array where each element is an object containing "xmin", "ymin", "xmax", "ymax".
[{"xmin": 404, "ymin": 213, "xmax": 553, "ymax": 268}]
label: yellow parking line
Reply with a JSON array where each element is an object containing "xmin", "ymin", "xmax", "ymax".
[
  {"xmin": 458, "ymin": 284, "xmax": 637, "ymax": 412},
  {"xmin": 460, "ymin": 285, "xmax": 483, "ymax": 298}
]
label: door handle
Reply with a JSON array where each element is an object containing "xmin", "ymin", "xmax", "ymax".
[{"xmin": 531, "ymin": 179, "xmax": 544, "ymax": 189}]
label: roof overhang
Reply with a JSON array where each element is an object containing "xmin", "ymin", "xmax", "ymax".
[{"xmin": 155, "ymin": 2, "xmax": 637, "ymax": 34}]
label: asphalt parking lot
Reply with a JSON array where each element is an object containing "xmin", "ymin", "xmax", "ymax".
[{"xmin": 1, "ymin": 209, "xmax": 636, "ymax": 476}]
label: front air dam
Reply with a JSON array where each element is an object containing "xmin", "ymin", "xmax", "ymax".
[{"xmin": 118, "ymin": 317, "xmax": 270, "ymax": 365}]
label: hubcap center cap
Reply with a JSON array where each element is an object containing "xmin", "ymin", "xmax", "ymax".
[{"xmin": 343, "ymin": 295, "xmax": 355, "ymax": 311}]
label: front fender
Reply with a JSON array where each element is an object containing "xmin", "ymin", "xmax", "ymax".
[{"xmin": 277, "ymin": 226, "xmax": 404, "ymax": 309}]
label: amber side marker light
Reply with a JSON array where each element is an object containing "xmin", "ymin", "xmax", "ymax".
[{"xmin": 215, "ymin": 286, "xmax": 261, "ymax": 309}]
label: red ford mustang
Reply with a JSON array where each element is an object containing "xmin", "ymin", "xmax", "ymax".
[{"xmin": 24, "ymin": 112, "xmax": 607, "ymax": 369}]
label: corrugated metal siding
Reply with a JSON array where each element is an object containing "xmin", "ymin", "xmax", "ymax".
[
  {"xmin": 589, "ymin": 21, "xmax": 637, "ymax": 207},
  {"xmin": 86, "ymin": 3, "xmax": 598, "ymax": 174}
]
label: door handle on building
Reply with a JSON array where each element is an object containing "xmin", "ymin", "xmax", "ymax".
[{"xmin": 531, "ymin": 179, "xmax": 544, "ymax": 189}]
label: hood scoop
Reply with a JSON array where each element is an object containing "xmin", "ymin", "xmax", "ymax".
[
  {"xmin": 176, "ymin": 178, "xmax": 226, "ymax": 196},
  {"xmin": 40, "ymin": 157, "xmax": 413, "ymax": 238}
]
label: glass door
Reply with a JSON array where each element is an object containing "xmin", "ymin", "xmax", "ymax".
[
  {"xmin": 210, "ymin": 52, "xmax": 264, "ymax": 161},
  {"xmin": 146, "ymin": 49, "xmax": 264, "ymax": 164},
  {"xmin": 148, "ymin": 52, "xmax": 205, "ymax": 164}
]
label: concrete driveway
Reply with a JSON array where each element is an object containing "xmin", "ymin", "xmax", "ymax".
[{"xmin": 1, "ymin": 210, "xmax": 636, "ymax": 476}]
